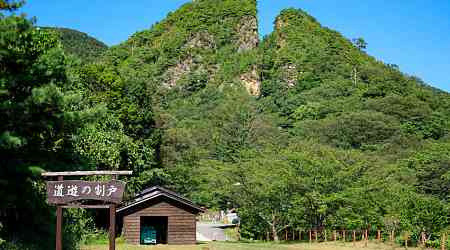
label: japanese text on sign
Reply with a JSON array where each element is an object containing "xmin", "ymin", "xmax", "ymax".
[{"xmin": 46, "ymin": 180, "xmax": 125, "ymax": 204}]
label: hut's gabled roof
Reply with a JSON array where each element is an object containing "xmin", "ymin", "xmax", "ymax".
[{"xmin": 117, "ymin": 186, "xmax": 204, "ymax": 214}]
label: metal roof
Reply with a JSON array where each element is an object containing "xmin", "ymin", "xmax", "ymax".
[{"xmin": 117, "ymin": 186, "xmax": 204, "ymax": 214}]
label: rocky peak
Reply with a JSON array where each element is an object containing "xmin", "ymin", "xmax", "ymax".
[{"xmin": 236, "ymin": 15, "xmax": 259, "ymax": 52}]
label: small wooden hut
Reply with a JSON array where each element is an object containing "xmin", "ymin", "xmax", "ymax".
[{"xmin": 117, "ymin": 186, "xmax": 203, "ymax": 245}]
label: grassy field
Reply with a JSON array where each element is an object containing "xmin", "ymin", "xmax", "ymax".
[{"xmin": 81, "ymin": 241, "xmax": 421, "ymax": 250}]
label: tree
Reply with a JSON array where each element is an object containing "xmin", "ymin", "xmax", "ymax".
[
  {"xmin": 352, "ymin": 37, "xmax": 367, "ymax": 51},
  {"xmin": 201, "ymin": 149, "xmax": 297, "ymax": 242},
  {"xmin": 0, "ymin": 0, "xmax": 24, "ymax": 11},
  {"xmin": 0, "ymin": 8, "xmax": 106, "ymax": 249}
]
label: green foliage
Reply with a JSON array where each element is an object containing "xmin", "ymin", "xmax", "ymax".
[
  {"xmin": 2, "ymin": 0, "xmax": 450, "ymax": 248},
  {"xmin": 0, "ymin": 8, "xmax": 125, "ymax": 250},
  {"xmin": 297, "ymin": 111, "xmax": 401, "ymax": 149},
  {"xmin": 0, "ymin": 0, "xmax": 24, "ymax": 11},
  {"xmin": 43, "ymin": 27, "xmax": 108, "ymax": 62}
]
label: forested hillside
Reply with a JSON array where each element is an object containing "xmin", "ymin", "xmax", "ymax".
[
  {"xmin": 43, "ymin": 27, "xmax": 108, "ymax": 62},
  {"xmin": 1, "ymin": 0, "xmax": 449, "ymax": 249}
]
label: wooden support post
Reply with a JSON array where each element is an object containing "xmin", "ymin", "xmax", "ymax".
[
  {"xmin": 309, "ymin": 230, "xmax": 312, "ymax": 243},
  {"xmin": 109, "ymin": 204, "xmax": 116, "ymax": 250},
  {"xmin": 109, "ymin": 174, "xmax": 117, "ymax": 250},
  {"xmin": 377, "ymin": 230, "xmax": 381, "ymax": 241},
  {"xmin": 334, "ymin": 230, "xmax": 337, "ymax": 241},
  {"xmin": 56, "ymin": 176, "xmax": 63, "ymax": 250}
]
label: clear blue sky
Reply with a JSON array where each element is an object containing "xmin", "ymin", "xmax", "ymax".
[{"xmin": 21, "ymin": 0, "xmax": 450, "ymax": 92}]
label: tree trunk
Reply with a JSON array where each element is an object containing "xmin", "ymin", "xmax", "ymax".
[{"xmin": 272, "ymin": 223, "xmax": 279, "ymax": 242}]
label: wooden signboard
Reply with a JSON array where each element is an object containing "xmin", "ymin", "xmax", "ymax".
[
  {"xmin": 46, "ymin": 180, "xmax": 125, "ymax": 204},
  {"xmin": 42, "ymin": 171, "xmax": 132, "ymax": 250}
]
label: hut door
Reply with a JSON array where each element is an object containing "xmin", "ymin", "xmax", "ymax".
[{"xmin": 140, "ymin": 216, "xmax": 168, "ymax": 244}]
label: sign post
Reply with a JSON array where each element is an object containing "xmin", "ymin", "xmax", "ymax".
[{"xmin": 42, "ymin": 171, "xmax": 132, "ymax": 250}]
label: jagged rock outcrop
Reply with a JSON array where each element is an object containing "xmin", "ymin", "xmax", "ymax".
[
  {"xmin": 236, "ymin": 15, "xmax": 259, "ymax": 52},
  {"xmin": 164, "ymin": 56, "xmax": 194, "ymax": 88},
  {"xmin": 235, "ymin": 14, "xmax": 261, "ymax": 95},
  {"xmin": 185, "ymin": 31, "xmax": 216, "ymax": 50},
  {"xmin": 240, "ymin": 66, "xmax": 260, "ymax": 96},
  {"xmin": 281, "ymin": 64, "xmax": 298, "ymax": 87},
  {"xmin": 106, "ymin": 0, "xmax": 260, "ymax": 94}
]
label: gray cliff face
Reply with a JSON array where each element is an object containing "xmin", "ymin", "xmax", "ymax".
[
  {"xmin": 236, "ymin": 15, "xmax": 261, "ymax": 96},
  {"xmin": 236, "ymin": 15, "xmax": 259, "ymax": 52}
]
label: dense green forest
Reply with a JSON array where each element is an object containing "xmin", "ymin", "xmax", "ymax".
[
  {"xmin": 42, "ymin": 27, "xmax": 108, "ymax": 62},
  {"xmin": 1, "ymin": 0, "xmax": 449, "ymax": 249}
]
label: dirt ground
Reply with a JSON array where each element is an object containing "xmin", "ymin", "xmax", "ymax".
[{"xmin": 81, "ymin": 241, "xmax": 421, "ymax": 250}]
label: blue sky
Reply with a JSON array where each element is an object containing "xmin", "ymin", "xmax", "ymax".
[{"xmin": 21, "ymin": 0, "xmax": 450, "ymax": 92}]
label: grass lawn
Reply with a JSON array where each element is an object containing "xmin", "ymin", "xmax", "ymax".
[{"xmin": 81, "ymin": 241, "xmax": 421, "ymax": 250}]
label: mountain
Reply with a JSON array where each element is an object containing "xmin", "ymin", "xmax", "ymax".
[
  {"xmin": 260, "ymin": 8, "xmax": 450, "ymax": 148},
  {"xmin": 76, "ymin": 1, "xmax": 449, "ymax": 238},
  {"xmin": 80, "ymin": 0, "xmax": 266, "ymax": 175},
  {"xmin": 2, "ymin": 0, "xmax": 450, "ymax": 248},
  {"xmin": 102, "ymin": 0, "xmax": 260, "ymax": 93},
  {"xmin": 43, "ymin": 27, "xmax": 108, "ymax": 62}
]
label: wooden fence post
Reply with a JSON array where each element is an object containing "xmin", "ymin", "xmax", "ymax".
[
  {"xmin": 377, "ymin": 230, "xmax": 381, "ymax": 241},
  {"xmin": 309, "ymin": 230, "xmax": 312, "ymax": 243}
]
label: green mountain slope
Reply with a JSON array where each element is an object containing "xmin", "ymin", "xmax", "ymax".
[
  {"xmin": 5, "ymin": 1, "xmax": 450, "ymax": 248},
  {"xmin": 260, "ymin": 9, "xmax": 450, "ymax": 148},
  {"xmin": 43, "ymin": 27, "xmax": 108, "ymax": 62},
  {"xmin": 75, "ymin": 0, "xmax": 267, "ymax": 194},
  {"xmin": 102, "ymin": 0, "xmax": 260, "ymax": 93},
  {"xmin": 80, "ymin": 2, "xmax": 450, "ymax": 236}
]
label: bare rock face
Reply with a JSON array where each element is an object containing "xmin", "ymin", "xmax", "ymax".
[
  {"xmin": 164, "ymin": 56, "xmax": 194, "ymax": 88},
  {"xmin": 281, "ymin": 64, "xmax": 298, "ymax": 87},
  {"xmin": 185, "ymin": 31, "xmax": 216, "ymax": 50},
  {"xmin": 236, "ymin": 15, "xmax": 259, "ymax": 52},
  {"xmin": 274, "ymin": 16, "xmax": 287, "ymax": 49},
  {"xmin": 164, "ymin": 32, "xmax": 216, "ymax": 88},
  {"xmin": 240, "ymin": 66, "xmax": 261, "ymax": 96},
  {"xmin": 275, "ymin": 16, "xmax": 287, "ymax": 30},
  {"xmin": 235, "ymin": 15, "xmax": 260, "ymax": 95}
]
